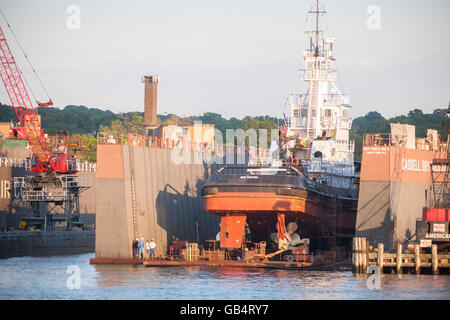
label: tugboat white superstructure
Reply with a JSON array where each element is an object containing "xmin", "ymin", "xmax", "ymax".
[{"xmin": 285, "ymin": 0, "xmax": 356, "ymax": 186}]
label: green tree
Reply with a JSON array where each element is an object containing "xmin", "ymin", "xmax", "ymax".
[{"xmin": 81, "ymin": 134, "xmax": 97, "ymax": 162}]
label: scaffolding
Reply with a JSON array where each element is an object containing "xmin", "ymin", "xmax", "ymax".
[
  {"xmin": 13, "ymin": 175, "xmax": 91, "ymax": 230},
  {"xmin": 430, "ymin": 158, "xmax": 449, "ymax": 208}
]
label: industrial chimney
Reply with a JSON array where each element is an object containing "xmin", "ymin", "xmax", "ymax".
[{"xmin": 142, "ymin": 75, "xmax": 159, "ymax": 135}]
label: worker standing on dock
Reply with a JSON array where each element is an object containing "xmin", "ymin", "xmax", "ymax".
[
  {"xmin": 139, "ymin": 237, "xmax": 145, "ymax": 260},
  {"xmin": 132, "ymin": 238, "xmax": 139, "ymax": 259},
  {"xmin": 149, "ymin": 239, "xmax": 156, "ymax": 259},
  {"xmin": 145, "ymin": 240, "xmax": 150, "ymax": 260}
]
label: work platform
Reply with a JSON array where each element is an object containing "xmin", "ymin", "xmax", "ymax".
[{"xmin": 89, "ymin": 257, "xmax": 351, "ymax": 270}]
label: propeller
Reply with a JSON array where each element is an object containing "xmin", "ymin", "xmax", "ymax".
[{"xmin": 272, "ymin": 221, "xmax": 303, "ymax": 247}]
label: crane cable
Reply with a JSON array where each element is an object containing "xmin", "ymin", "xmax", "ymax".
[{"xmin": 0, "ymin": 9, "xmax": 53, "ymax": 106}]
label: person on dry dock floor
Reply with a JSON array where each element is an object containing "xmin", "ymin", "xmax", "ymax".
[
  {"xmin": 132, "ymin": 238, "xmax": 139, "ymax": 259},
  {"xmin": 149, "ymin": 239, "xmax": 156, "ymax": 259},
  {"xmin": 139, "ymin": 237, "xmax": 145, "ymax": 260},
  {"xmin": 145, "ymin": 240, "xmax": 150, "ymax": 260}
]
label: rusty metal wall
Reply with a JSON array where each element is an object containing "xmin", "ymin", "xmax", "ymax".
[
  {"xmin": 95, "ymin": 144, "xmax": 220, "ymax": 258},
  {"xmin": 0, "ymin": 230, "xmax": 95, "ymax": 259}
]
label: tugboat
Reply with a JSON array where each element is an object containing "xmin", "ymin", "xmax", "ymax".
[{"xmin": 202, "ymin": 1, "xmax": 359, "ymax": 259}]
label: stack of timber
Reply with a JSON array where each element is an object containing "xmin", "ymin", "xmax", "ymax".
[
  {"xmin": 182, "ymin": 243, "xmax": 200, "ymax": 262},
  {"xmin": 352, "ymin": 237, "xmax": 450, "ymax": 275}
]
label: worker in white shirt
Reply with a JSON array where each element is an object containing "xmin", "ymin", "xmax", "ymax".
[
  {"xmin": 149, "ymin": 239, "xmax": 156, "ymax": 259},
  {"xmin": 145, "ymin": 240, "xmax": 151, "ymax": 260}
]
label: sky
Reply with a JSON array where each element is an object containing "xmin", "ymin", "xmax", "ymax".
[{"xmin": 0, "ymin": 0, "xmax": 448, "ymax": 120}]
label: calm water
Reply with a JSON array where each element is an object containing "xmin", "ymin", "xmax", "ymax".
[{"xmin": 0, "ymin": 253, "xmax": 449, "ymax": 300}]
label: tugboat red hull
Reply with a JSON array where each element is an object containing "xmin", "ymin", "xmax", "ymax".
[{"xmin": 202, "ymin": 171, "xmax": 357, "ymax": 250}]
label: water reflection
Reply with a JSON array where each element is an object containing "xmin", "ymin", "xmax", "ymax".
[{"xmin": 0, "ymin": 253, "xmax": 449, "ymax": 300}]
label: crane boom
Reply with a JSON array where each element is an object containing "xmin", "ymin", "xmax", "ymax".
[{"xmin": 0, "ymin": 25, "xmax": 75, "ymax": 174}]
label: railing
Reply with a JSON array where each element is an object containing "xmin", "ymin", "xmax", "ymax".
[
  {"xmin": 64, "ymin": 176, "xmax": 92, "ymax": 188},
  {"xmin": 336, "ymin": 118, "xmax": 352, "ymax": 130},
  {"xmin": 0, "ymin": 157, "xmax": 96, "ymax": 172},
  {"xmin": 303, "ymin": 170, "xmax": 359, "ymax": 199},
  {"xmin": 306, "ymin": 159, "xmax": 355, "ymax": 176},
  {"xmin": 320, "ymin": 117, "xmax": 352, "ymax": 130},
  {"xmin": 0, "ymin": 157, "xmax": 28, "ymax": 168},
  {"xmin": 97, "ymin": 132, "xmax": 223, "ymax": 155},
  {"xmin": 289, "ymin": 94, "xmax": 349, "ymax": 108},
  {"xmin": 363, "ymin": 133, "xmax": 392, "ymax": 146},
  {"xmin": 66, "ymin": 160, "xmax": 97, "ymax": 172},
  {"xmin": 300, "ymin": 69, "xmax": 337, "ymax": 82},
  {"xmin": 286, "ymin": 117, "xmax": 308, "ymax": 128},
  {"xmin": 322, "ymin": 94, "xmax": 349, "ymax": 106},
  {"xmin": 287, "ymin": 116, "xmax": 352, "ymax": 131},
  {"xmin": 364, "ymin": 133, "xmax": 448, "ymax": 152},
  {"xmin": 334, "ymin": 139, "xmax": 355, "ymax": 152},
  {"xmin": 13, "ymin": 175, "xmax": 92, "ymax": 201}
]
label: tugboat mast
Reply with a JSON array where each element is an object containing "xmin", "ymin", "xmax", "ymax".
[
  {"xmin": 287, "ymin": 1, "xmax": 352, "ymax": 145},
  {"xmin": 315, "ymin": 0, "xmax": 319, "ymax": 57}
]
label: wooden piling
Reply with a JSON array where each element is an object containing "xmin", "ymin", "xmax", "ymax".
[
  {"xmin": 396, "ymin": 243, "xmax": 402, "ymax": 274},
  {"xmin": 356, "ymin": 237, "xmax": 361, "ymax": 273},
  {"xmin": 432, "ymin": 244, "xmax": 439, "ymax": 275},
  {"xmin": 352, "ymin": 237, "xmax": 448, "ymax": 275},
  {"xmin": 361, "ymin": 238, "xmax": 367, "ymax": 273},
  {"xmin": 352, "ymin": 237, "xmax": 358, "ymax": 273},
  {"xmin": 366, "ymin": 239, "xmax": 370, "ymax": 269},
  {"xmin": 352, "ymin": 238, "xmax": 355, "ymax": 273},
  {"xmin": 414, "ymin": 244, "xmax": 421, "ymax": 274},
  {"xmin": 377, "ymin": 243, "xmax": 384, "ymax": 273}
]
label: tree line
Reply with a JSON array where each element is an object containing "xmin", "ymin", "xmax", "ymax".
[{"xmin": 0, "ymin": 103, "xmax": 447, "ymax": 162}]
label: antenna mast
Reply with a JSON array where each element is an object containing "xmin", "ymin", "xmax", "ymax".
[{"xmin": 315, "ymin": 0, "xmax": 319, "ymax": 57}]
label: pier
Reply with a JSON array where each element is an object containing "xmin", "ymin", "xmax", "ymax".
[
  {"xmin": 352, "ymin": 237, "xmax": 450, "ymax": 275},
  {"xmin": 90, "ymin": 246, "xmax": 351, "ymax": 271},
  {"xmin": 89, "ymin": 257, "xmax": 347, "ymax": 270}
]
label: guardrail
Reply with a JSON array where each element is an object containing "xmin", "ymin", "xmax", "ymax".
[
  {"xmin": 13, "ymin": 175, "xmax": 92, "ymax": 201},
  {"xmin": 0, "ymin": 157, "xmax": 28, "ymax": 168},
  {"xmin": 364, "ymin": 133, "xmax": 448, "ymax": 152},
  {"xmin": 0, "ymin": 157, "xmax": 96, "ymax": 172},
  {"xmin": 97, "ymin": 132, "xmax": 275, "ymax": 160}
]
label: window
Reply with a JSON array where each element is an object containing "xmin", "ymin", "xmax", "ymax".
[
  {"xmin": 342, "ymin": 109, "xmax": 348, "ymax": 118},
  {"xmin": 293, "ymin": 109, "xmax": 300, "ymax": 118},
  {"xmin": 301, "ymin": 109, "xmax": 308, "ymax": 117},
  {"xmin": 324, "ymin": 109, "xmax": 331, "ymax": 117}
]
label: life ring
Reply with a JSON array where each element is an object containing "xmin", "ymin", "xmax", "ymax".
[
  {"xmin": 286, "ymin": 255, "xmax": 295, "ymax": 262},
  {"xmin": 291, "ymin": 158, "xmax": 299, "ymax": 166}
]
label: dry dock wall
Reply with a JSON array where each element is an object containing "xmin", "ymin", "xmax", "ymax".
[
  {"xmin": 95, "ymin": 144, "xmax": 220, "ymax": 259},
  {"xmin": 355, "ymin": 145, "xmax": 446, "ymax": 250}
]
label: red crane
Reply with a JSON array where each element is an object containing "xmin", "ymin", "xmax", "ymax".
[{"xmin": 0, "ymin": 24, "xmax": 76, "ymax": 175}]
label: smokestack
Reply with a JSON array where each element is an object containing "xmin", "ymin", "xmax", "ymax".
[{"xmin": 142, "ymin": 75, "xmax": 159, "ymax": 129}]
